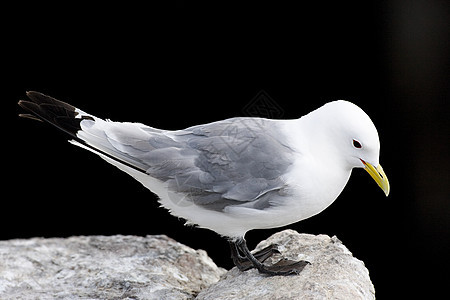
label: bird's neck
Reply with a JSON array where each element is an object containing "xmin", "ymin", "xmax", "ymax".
[
  {"xmin": 281, "ymin": 116, "xmax": 352, "ymax": 212},
  {"xmin": 283, "ymin": 115, "xmax": 346, "ymax": 167}
]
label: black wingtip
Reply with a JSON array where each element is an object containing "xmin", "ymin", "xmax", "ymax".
[
  {"xmin": 18, "ymin": 91, "xmax": 84, "ymax": 139},
  {"xmin": 24, "ymin": 91, "xmax": 77, "ymax": 111}
]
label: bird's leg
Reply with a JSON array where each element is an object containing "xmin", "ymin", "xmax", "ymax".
[
  {"xmin": 229, "ymin": 241, "xmax": 280, "ymax": 271},
  {"xmin": 229, "ymin": 241, "xmax": 251, "ymax": 271},
  {"xmin": 234, "ymin": 239, "xmax": 310, "ymax": 276}
]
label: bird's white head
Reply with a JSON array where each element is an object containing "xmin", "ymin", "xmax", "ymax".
[{"xmin": 305, "ymin": 100, "xmax": 390, "ymax": 196}]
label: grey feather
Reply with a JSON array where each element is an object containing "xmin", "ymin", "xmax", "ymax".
[{"xmin": 106, "ymin": 117, "xmax": 295, "ymax": 211}]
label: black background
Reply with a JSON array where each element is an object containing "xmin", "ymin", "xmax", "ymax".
[{"xmin": 3, "ymin": 1, "xmax": 449, "ymax": 298}]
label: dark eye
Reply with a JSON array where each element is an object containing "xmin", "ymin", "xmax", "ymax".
[{"xmin": 353, "ymin": 139, "xmax": 362, "ymax": 148}]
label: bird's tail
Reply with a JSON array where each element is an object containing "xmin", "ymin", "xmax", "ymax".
[{"xmin": 18, "ymin": 91, "xmax": 148, "ymax": 173}]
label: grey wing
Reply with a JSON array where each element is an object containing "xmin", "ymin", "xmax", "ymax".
[
  {"xmin": 158, "ymin": 118, "xmax": 293, "ymax": 210},
  {"xmin": 108, "ymin": 118, "xmax": 294, "ymax": 211}
]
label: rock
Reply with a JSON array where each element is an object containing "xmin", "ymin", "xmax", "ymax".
[
  {"xmin": 0, "ymin": 235, "xmax": 225, "ymax": 299},
  {"xmin": 0, "ymin": 230, "xmax": 375, "ymax": 299},
  {"xmin": 197, "ymin": 229, "xmax": 375, "ymax": 300}
]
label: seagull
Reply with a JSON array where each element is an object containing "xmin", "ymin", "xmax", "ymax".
[{"xmin": 18, "ymin": 91, "xmax": 389, "ymax": 276}]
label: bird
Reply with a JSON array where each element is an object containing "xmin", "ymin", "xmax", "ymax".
[{"xmin": 18, "ymin": 91, "xmax": 390, "ymax": 276}]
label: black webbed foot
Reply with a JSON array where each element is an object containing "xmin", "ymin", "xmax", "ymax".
[
  {"xmin": 230, "ymin": 242, "xmax": 280, "ymax": 271},
  {"xmin": 229, "ymin": 239, "xmax": 310, "ymax": 276},
  {"xmin": 261, "ymin": 258, "xmax": 310, "ymax": 275}
]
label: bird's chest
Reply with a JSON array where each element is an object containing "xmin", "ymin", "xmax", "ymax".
[{"xmin": 282, "ymin": 157, "xmax": 351, "ymax": 221}]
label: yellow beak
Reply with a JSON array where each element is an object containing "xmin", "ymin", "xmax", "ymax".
[{"xmin": 361, "ymin": 160, "xmax": 390, "ymax": 196}]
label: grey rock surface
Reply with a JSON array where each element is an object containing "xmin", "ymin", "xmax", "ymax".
[
  {"xmin": 197, "ymin": 230, "xmax": 375, "ymax": 300},
  {"xmin": 0, "ymin": 235, "xmax": 225, "ymax": 299},
  {"xmin": 0, "ymin": 230, "xmax": 375, "ymax": 299}
]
